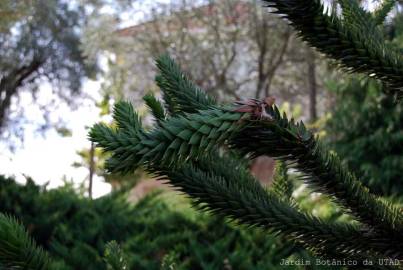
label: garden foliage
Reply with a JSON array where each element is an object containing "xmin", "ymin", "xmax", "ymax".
[{"xmin": 0, "ymin": 175, "xmax": 312, "ymax": 269}]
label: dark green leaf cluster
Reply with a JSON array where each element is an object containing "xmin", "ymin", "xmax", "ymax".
[
  {"xmin": 262, "ymin": 0, "xmax": 403, "ymax": 99},
  {"xmin": 152, "ymin": 161, "xmax": 396, "ymax": 266},
  {"xmin": 0, "ymin": 213, "xmax": 50, "ymax": 269}
]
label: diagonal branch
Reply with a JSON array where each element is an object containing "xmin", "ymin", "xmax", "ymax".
[
  {"xmin": 0, "ymin": 55, "xmax": 44, "ymax": 129},
  {"xmin": 262, "ymin": 0, "xmax": 403, "ymax": 99},
  {"xmin": 373, "ymin": 0, "xmax": 396, "ymax": 25}
]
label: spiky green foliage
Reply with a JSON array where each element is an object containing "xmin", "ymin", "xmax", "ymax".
[
  {"xmin": 98, "ymin": 98, "xmax": 399, "ymax": 263},
  {"xmin": 262, "ymin": 0, "xmax": 403, "ymax": 99},
  {"xmin": 89, "ymin": 42, "xmax": 403, "ymax": 266},
  {"xmin": 92, "ymin": 99, "xmax": 403, "ymax": 248},
  {"xmin": 155, "ymin": 54, "xmax": 216, "ymax": 115},
  {"xmin": 338, "ymin": 0, "xmax": 376, "ymax": 31},
  {"xmin": 89, "ymin": 1, "xmax": 403, "ymax": 266},
  {"xmin": 325, "ymin": 9, "xmax": 403, "ymax": 196},
  {"xmin": 272, "ymin": 161, "xmax": 293, "ymax": 202},
  {"xmin": 0, "ymin": 213, "xmax": 50, "ymax": 269},
  {"xmin": 374, "ymin": 0, "xmax": 396, "ymax": 25},
  {"xmin": 90, "ymin": 99, "xmax": 403, "ymax": 261},
  {"xmin": 104, "ymin": 241, "xmax": 128, "ymax": 270},
  {"xmin": 153, "ymin": 162, "xmax": 398, "ymax": 269},
  {"xmin": 231, "ymin": 106, "xmax": 403, "ymax": 231},
  {"xmin": 90, "ymin": 104, "xmax": 247, "ymax": 174},
  {"xmin": 143, "ymin": 93, "xmax": 166, "ymax": 122}
]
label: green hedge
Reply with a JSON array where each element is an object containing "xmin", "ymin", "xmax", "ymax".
[{"xmin": 0, "ymin": 175, "xmax": 328, "ymax": 269}]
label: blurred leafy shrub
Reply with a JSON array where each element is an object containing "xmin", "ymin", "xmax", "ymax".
[
  {"xmin": 0, "ymin": 175, "xmax": 327, "ymax": 269},
  {"xmin": 326, "ymin": 78, "xmax": 403, "ymax": 196}
]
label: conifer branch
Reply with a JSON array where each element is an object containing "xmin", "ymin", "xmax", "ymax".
[
  {"xmin": 0, "ymin": 213, "xmax": 51, "ymax": 269},
  {"xmin": 148, "ymin": 154, "xmax": 400, "ymax": 266},
  {"xmin": 174, "ymin": 165, "xmax": 401, "ymax": 267},
  {"xmin": 231, "ymin": 105, "xmax": 403, "ymax": 251},
  {"xmin": 151, "ymin": 57, "xmax": 403, "ymax": 242},
  {"xmin": 155, "ymin": 54, "xmax": 216, "ymax": 115},
  {"xmin": 90, "ymin": 102, "xmax": 247, "ymax": 174},
  {"xmin": 373, "ymin": 0, "xmax": 396, "ymax": 25},
  {"xmin": 143, "ymin": 93, "xmax": 166, "ymax": 123},
  {"xmin": 337, "ymin": 0, "xmax": 382, "ymax": 42},
  {"xmin": 272, "ymin": 161, "xmax": 293, "ymax": 202},
  {"xmin": 262, "ymin": 0, "xmax": 403, "ymax": 99},
  {"xmin": 90, "ymin": 47, "xmax": 403, "ymax": 264},
  {"xmin": 89, "ymin": 101, "xmax": 403, "ymax": 259}
]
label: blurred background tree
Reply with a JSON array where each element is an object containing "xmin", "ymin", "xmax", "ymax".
[
  {"xmin": 0, "ymin": 0, "xmax": 96, "ymax": 144},
  {"xmin": 0, "ymin": 1, "xmax": 31, "ymax": 33},
  {"xmin": 82, "ymin": 0, "xmax": 332, "ymax": 116}
]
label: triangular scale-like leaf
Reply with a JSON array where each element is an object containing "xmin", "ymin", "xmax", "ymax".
[
  {"xmin": 189, "ymin": 133, "xmax": 201, "ymax": 145},
  {"xmin": 207, "ymin": 128, "xmax": 219, "ymax": 139},
  {"xmin": 224, "ymin": 112, "xmax": 242, "ymax": 121},
  {"xmin": 189, "ymin": 145, "xmax": 200, "ymax": 158},
  {"xmin": 168, "ymin": 138, "xmax": 182, "ymax": 150},
  {"xmin": 141, "ymin": 139, "xmax": 158, "ymax": 147},
  {"xmin": 148, "ymin": 142, "xmax": 166, "ymax": 154},
  {"xmin": 200, "ymin": 135, "xmax": 209, "ymax": 149},
  {"xmin": 217, "ymin": 121, "xmax": 231, "ymax": 132},
  {"xmin": 161, "ymin": 129, "xmax": 174, "ymax": 140},
  {"xmin": 198, "ymin": 125, "xmax": 212, "ymax": 135},
  {"xmin": 179, "ymin": 142, "xmax": 189, "ymax": 156},
  {"xmin": 217, "ymin": 130, "xmax": 231, "ymax": 142},
  {"xmin": 137, "ymin": 147, "xmax": 151, "ymax": 155},
  {"xmin": 188, "ymin": 121, "xmax": 202, "ymax": 130},
  {"xmin": 165, "ymin": 124, "xmax": 181, "ymax": 136},
  {"xmin": 177, "ymin": 129, "xmax": 193, "ymax": 140},
  {"xmin": 161, "ymin": 149, "xmax": 174, "ymax": 162},
  {"xmin": 207, "ymin": 117, "xmax": 223, "ymax": 127}
]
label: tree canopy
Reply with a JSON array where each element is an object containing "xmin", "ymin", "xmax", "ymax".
[{"xmin": 0, "ymin": 0, "xmax": 96, "ymax": 138}]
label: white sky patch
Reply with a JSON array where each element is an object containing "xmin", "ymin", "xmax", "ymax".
[{"xmin": 0, "ymin": 79, "xmax": 111, "ymax": 198}]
